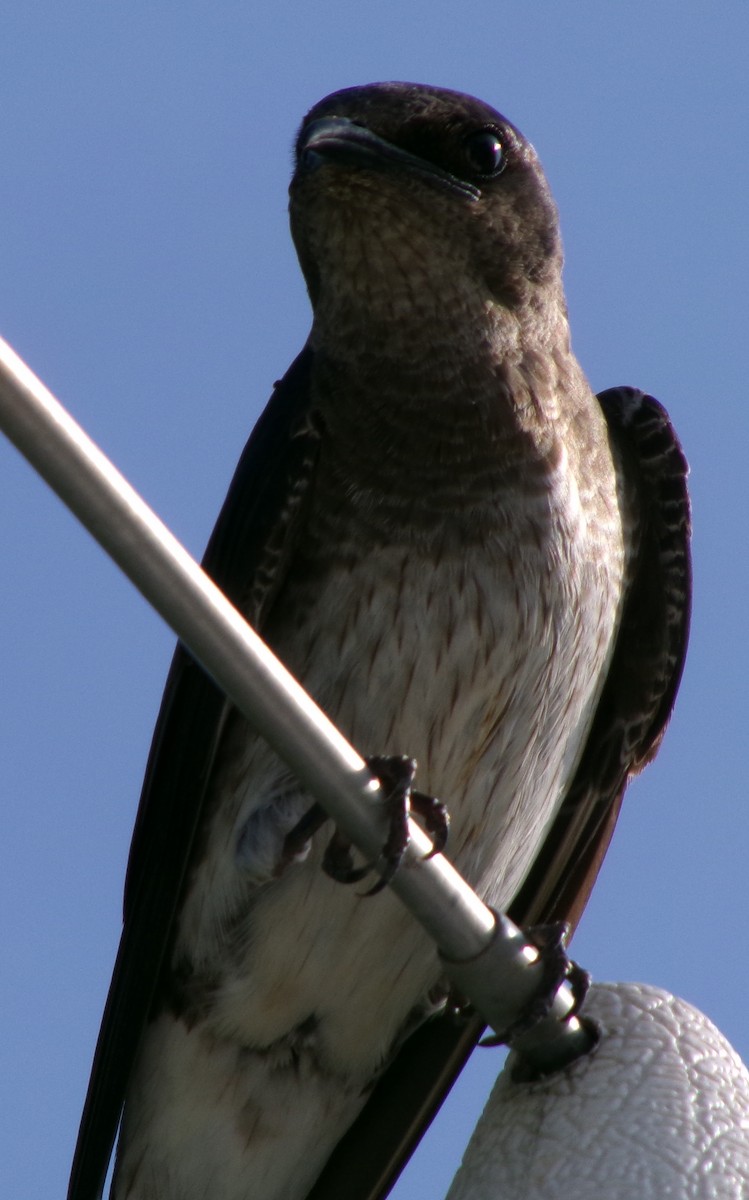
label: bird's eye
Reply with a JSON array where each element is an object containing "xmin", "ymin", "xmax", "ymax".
[{"xmin": 463, "ymin": 129, "xmax": 504, "ymax": 178}]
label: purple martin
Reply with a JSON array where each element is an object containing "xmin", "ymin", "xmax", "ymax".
[{"xmin": 68, "ymin": 83, "xmax": 690, "ymax": 1200}]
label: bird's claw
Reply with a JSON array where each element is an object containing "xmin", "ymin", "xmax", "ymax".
[
  {"xmin": 282, "ymin": 755, "xmax": 449, "ymax": 894},
  {"xmin": 479, "ymin": 921, "xmax": 587, "ymax": 1047},
  {"xmin": 358, "ymin": 755, "xmax": 449, "ymax": 893},
  {"xmin": 321, "ymin": 828, "xmax": 372, "ymax": 884}
]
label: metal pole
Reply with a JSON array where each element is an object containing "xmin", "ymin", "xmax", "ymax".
[{"xmin": 0, "ymin": 336, "xmax": 591, "ymax": 1064}]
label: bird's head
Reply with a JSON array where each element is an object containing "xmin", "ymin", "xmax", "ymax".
[{"xmin": 289, "ymin": 83, "xmax": 564, "ymax": 340}]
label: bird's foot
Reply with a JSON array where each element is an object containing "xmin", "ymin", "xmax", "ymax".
[
  {"xmin": 480, "ymin": 921, "xmax": 589, "ymax": 1046},
  {"xmin": 440, "ymin": 984, "xmax": 475, "ymax": 1024},
  {"xmin": 361, "ymin": 755, "xmax": 449, "ymax": 892},
  {"xmin": 278, "ymin": 801, "xmax": 328, "ymax": 874},
  {"xmin": 281, "ymin": 755, "xmax": 448, "ymax": 894}
]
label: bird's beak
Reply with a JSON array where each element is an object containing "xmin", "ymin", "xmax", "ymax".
[{"xmin": 296, "ymin": 116, "xmax": 480, "ymax": 202}]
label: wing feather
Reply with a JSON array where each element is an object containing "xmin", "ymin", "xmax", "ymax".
[{"xmin": 68, "ymin": 347, "xmax": 319, "ymax": 1200}]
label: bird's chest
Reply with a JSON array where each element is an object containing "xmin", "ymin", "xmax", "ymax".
[
  {"xmin": 269, "ymin": 531, "xmax": 574, "ymax": 794},
  {"xmin": 175, "ymin": 457, "xmax": 623, "ymax": 1072},
  {"xmin": 264, "ymin": 485, "xmax": 618, "ymax": 877},
  {"xmin": 218, "ymin": 486, "xmax": 611, "ymax": 881}
]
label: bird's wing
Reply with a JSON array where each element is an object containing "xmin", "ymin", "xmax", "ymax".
[
  {"xmin": 512, "ymin": 387, "xmax": 691, "ymax": 926},
  {"xmin": 68, "ymin": 346, "xmax": 320, "ymax": 1200},
  {"xmin": 305, "ymin": 386, "xmax": 691, "ymax": 1200}
]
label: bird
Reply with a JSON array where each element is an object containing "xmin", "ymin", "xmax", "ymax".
[{"xmin": 68, "ymin": 82, "xmax": 691, "ymax": 1200}]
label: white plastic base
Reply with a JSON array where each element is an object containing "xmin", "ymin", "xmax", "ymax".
[{"xmin": 446, "ymin": 982, "xmax": 749, "ymax": 1199}]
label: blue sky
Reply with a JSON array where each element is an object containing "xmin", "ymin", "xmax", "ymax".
[{"xmin": 2, "ymin": 4, "xmax": 748, "ymax": 1197}]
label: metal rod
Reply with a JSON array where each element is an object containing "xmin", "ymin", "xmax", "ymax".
[{"xmin": 0, "ymin": 336, "xmax": 589, "ymax": 1063}]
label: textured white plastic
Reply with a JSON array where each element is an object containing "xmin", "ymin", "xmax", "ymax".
[{"xmin": 447, "ymin": 982, "xmax": 749, "ymax": 1199}]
